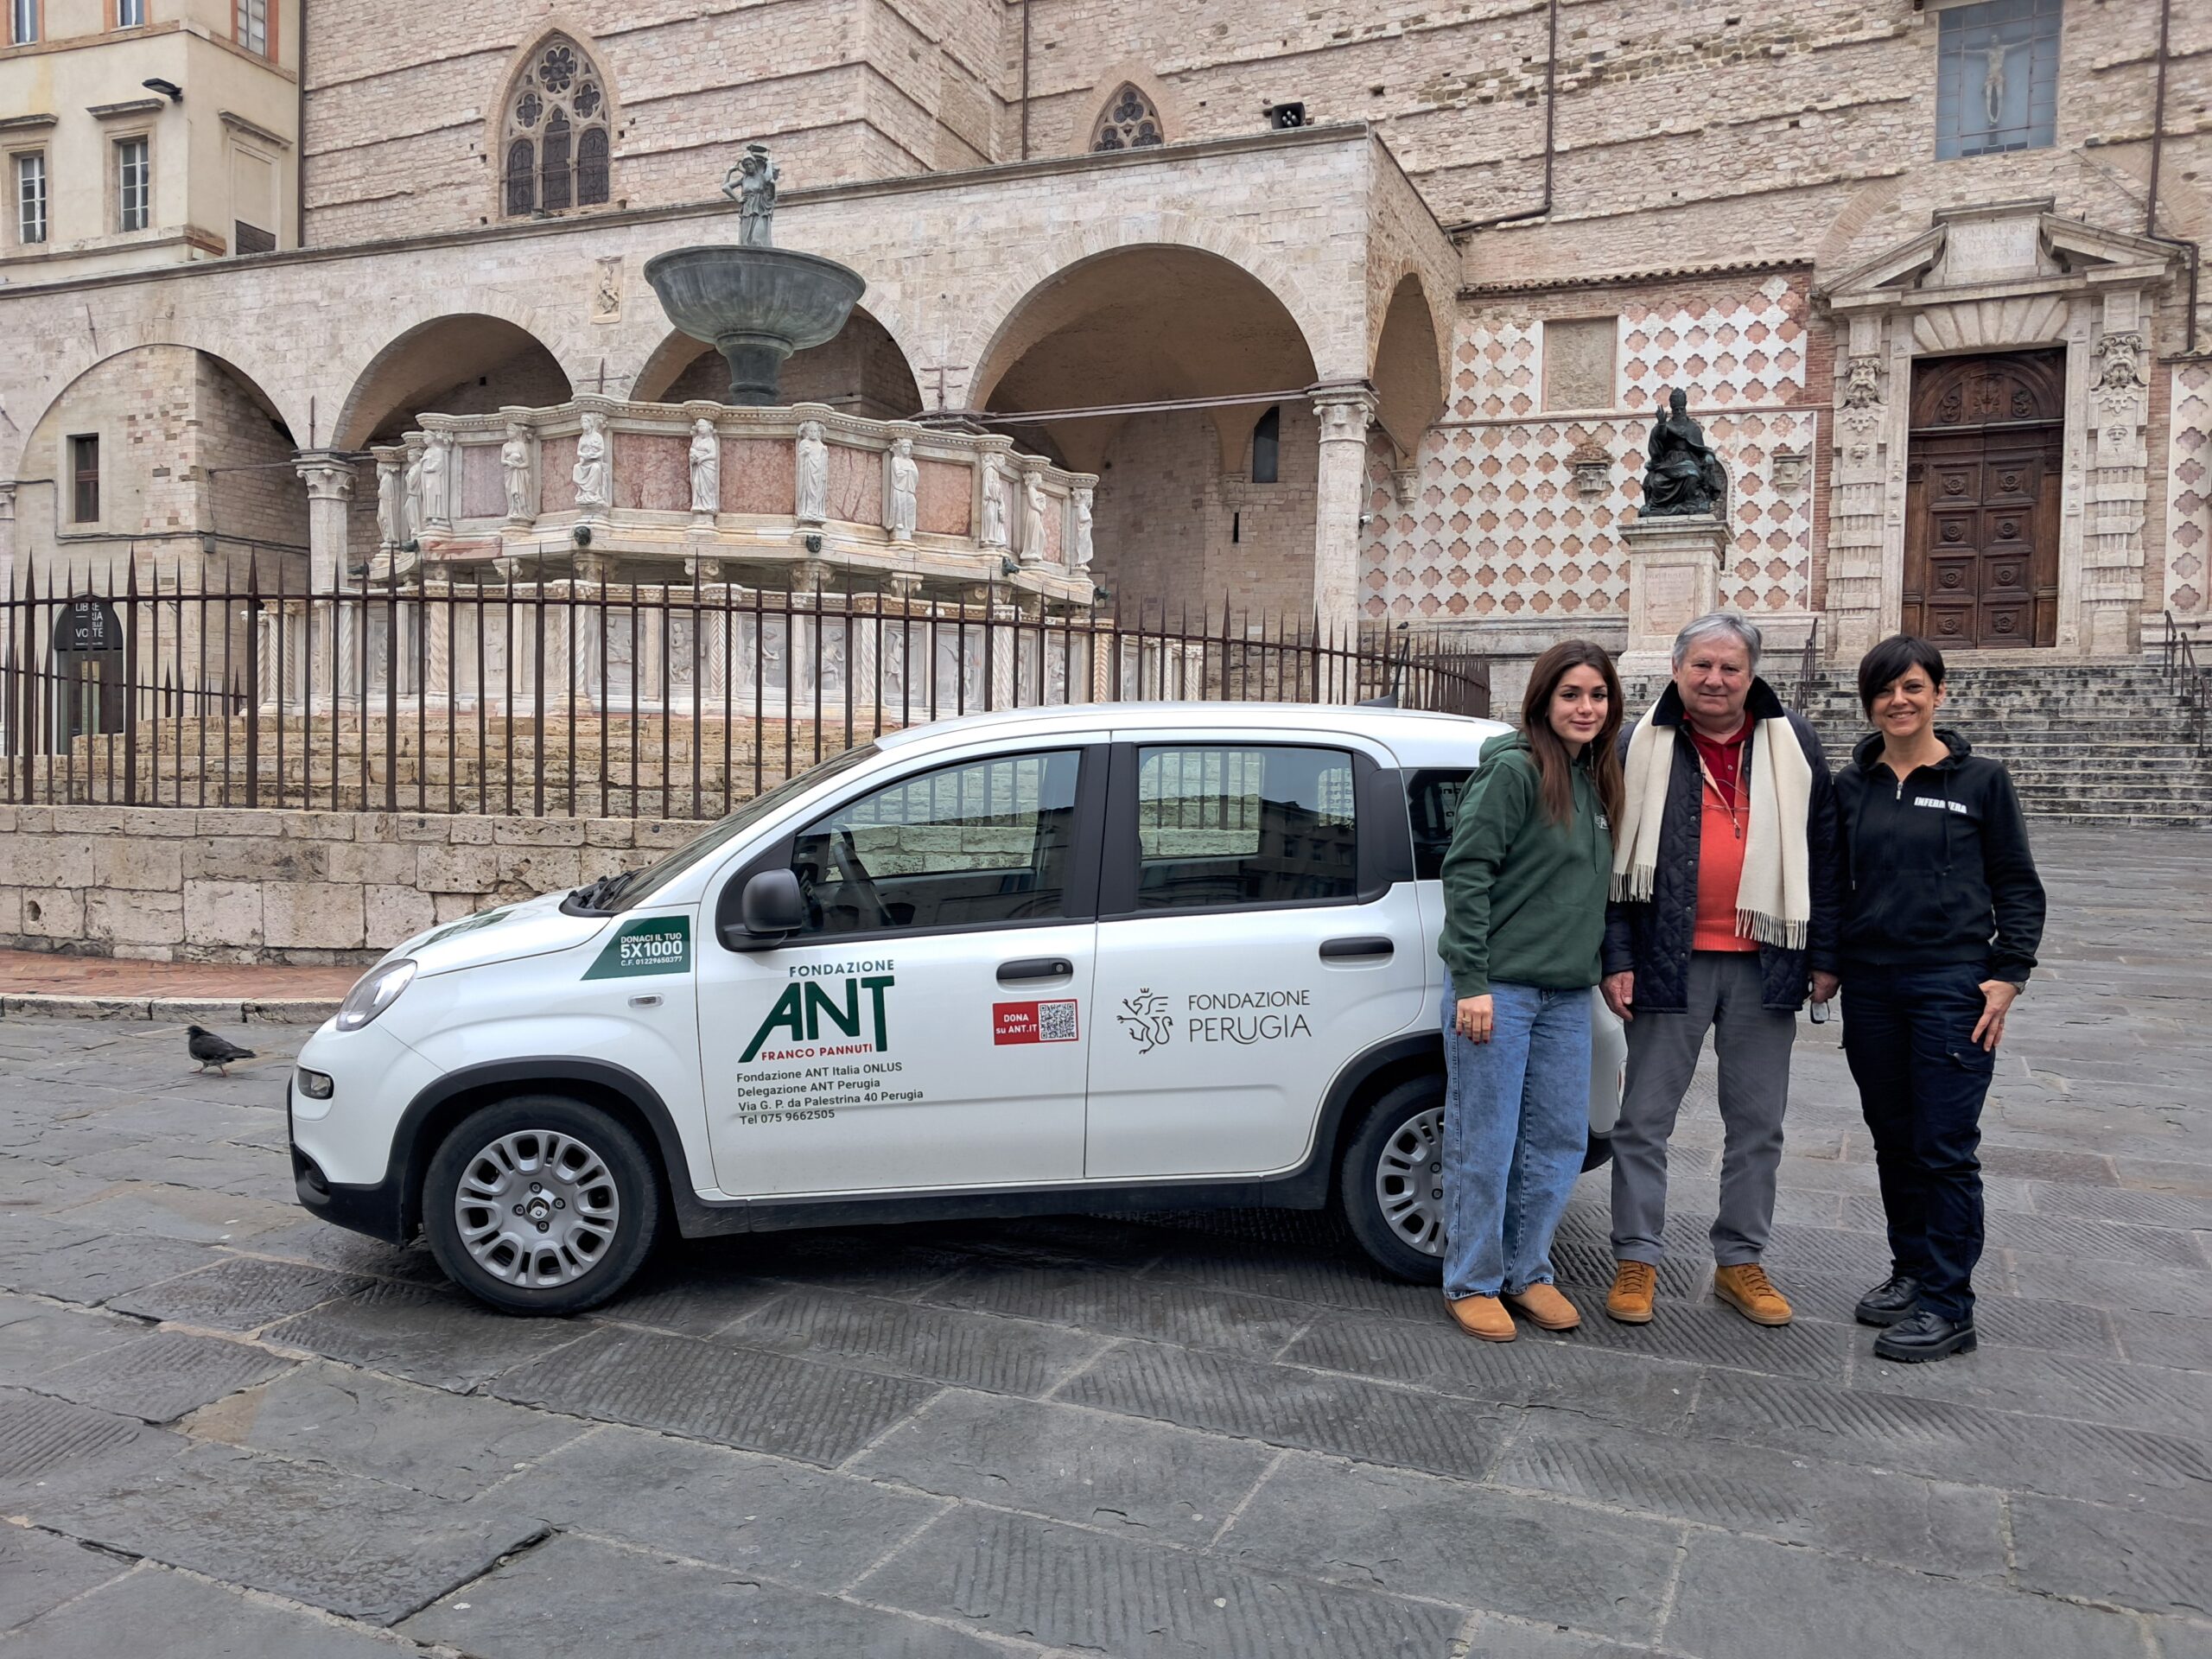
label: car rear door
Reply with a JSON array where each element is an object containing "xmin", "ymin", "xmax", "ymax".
[{"xmin": 1083, "ymin": 731, "xmax": 1431, "ymax": 1180}]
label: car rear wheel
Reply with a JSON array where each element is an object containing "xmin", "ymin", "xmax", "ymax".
[
  {"xmin": 423, "ymin": 1096, "xmax": 660, "ymax": 1315},
  {"xmin": 1338, "ymin": 1076, "xmax": 1606, "ymax": 1281}
]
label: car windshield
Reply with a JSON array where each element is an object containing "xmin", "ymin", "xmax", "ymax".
[{"xmin": 602, "ymin": 743, "xmax": 880, "ymax": 912}]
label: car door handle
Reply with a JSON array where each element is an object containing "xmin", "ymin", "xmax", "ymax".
[
  {"xmin": 1319, "ymin": 936, "xmax": 1395, "ymax": 960},
  {"xmin": 998, "ymin": 957, "xmax": 1074, "ymax": 983}
]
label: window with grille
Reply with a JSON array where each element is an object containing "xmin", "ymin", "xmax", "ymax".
[
  {"xmin": 502, "ymin": 35, "xmax": 613, "ymax": 218},
  {"xmin": 1092, "ymin": 84, "xmax": 1165, "ymax": 151},
  {"xmin": 14, "ymin": 153, "xmax": 45, "ymax": 245},
  {"xmin": 117, "ymin": 0, "xmax": 145, "ymax": 26},
  {"xmin": 116, "ymin": 138, "xmax": 149, "ymax": 232},
  {"xmin": 1936, "ymin": 0, "xmax": 2059, "ymax": 159},
  {"xmin": 70, "ymin": 435, "xmax": 99, "ymax": 524},
  {"xmin": 10, "ymin": 0, "xmax": 35, "ymax": 45},
  {"xmin": 234, "ymin": 0, "xmax": 267, "ymax": 55}
]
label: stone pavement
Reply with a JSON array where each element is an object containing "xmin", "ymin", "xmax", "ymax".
[
  {"xmin": 0, "ymin": 950, "xmax": 354, "ymax": 1024},
  {"xmin": 0, "ymin": 824, "xmax": 2205, "ymax": 1658}
]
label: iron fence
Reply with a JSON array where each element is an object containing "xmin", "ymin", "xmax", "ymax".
[
  {"xmin": 2163, "ymin": 608, "xmax": 2209, "ymax": 752},
  {"xmin": 0, "ymin": 562, "xmax": 1490, "ymax": 819}
]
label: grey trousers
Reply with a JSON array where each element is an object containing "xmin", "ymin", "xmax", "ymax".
[{"xmin": 1610, "ymin": 951, "xmax": 1797, "ymax": 1268}]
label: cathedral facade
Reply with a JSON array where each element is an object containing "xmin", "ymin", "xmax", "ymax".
[{"xmin": 3, "ymin": 0, "xmax": 2207, "ymax": 681}]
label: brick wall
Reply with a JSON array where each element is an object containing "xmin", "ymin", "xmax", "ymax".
[{"xmin": 0, "ymin": 804, "xmax": 699, "ymax": 966}]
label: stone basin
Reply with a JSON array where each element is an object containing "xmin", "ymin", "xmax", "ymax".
[{"xmin": 643, "ymin": 245, "xmax": 868, "ymax": 407}]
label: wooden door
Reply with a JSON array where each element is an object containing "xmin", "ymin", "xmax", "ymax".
[{"xmin": 1904, "ymin": 352, "xmax": 2064, "ymax": 648}]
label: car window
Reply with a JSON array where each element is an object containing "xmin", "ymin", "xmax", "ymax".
[
  {"xmin": 788, "ymin": 749, "xmax": 1084, "ymax": 938},
  {"xmin": 1406, "ymin": 767, "xmax": 1474, "ymax": 881},
  {"xmin": 1135, "ymin": 745, "xmax": 1357, "ymax": 910}
]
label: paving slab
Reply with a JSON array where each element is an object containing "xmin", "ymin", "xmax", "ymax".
[
  {"xmin": 0, "ymin": 1221, "xmax": 217, "ymax": 1307},
  {"xmin": 918, "ymin": 1262, "xmax": 1317, "ymax": 1358},
  {"xmin": 721, "ymin": 1287, "xmax": 1106, "ymax": 1396},
  {"xmin": 487, "ymin": 1324, "xmax": 938, "ymax": 1466},
  {"xmin": 849, "ymin": 1389, "xmax": 1277, "ymax": 1544},
  {"xmin": 0, "ymin": 1526, "xmax": 134, "ymax": 1635},
  {"xmin": 1218, "ymin": 1452, "xmax": 1681, "ymax": 1644},
  {"xmin": 403, "ymin": 1531, "xmax": 1003, "ymax": 1658},
  {"xmin": 259, "ymin": 1279, "xmax": 597, "ymax": 1390},
  {"xmin": 28, "ymin": 1328, "xmax": 294, "ymax": 1424},
  {"xmin": 858, "ymin": 1503, "xmax": 1466, "ymax": 1658},
  {"xmin": 182, "ymin": 1360, "xmax": 588, "ymax": 1500},
  {"xmin": 1663, "ymin": 1528, "xmax": 2145, "ymax": 1659},
  {"xmin": 0, "ymin": 1294, "xmax": 145, "ymax": 1388},
  {"xmin": 0, "ymin": 1564, "xmax": 412, "ymax": 1657},
  {"xmin": 1849, "ymin": 1335, "xmax": 2212, "ymax": 1437},
  {"xmin": 7, "ymin": 1439, "xmax": 546, "ymax": 1625},
  {"xmin": 2007, "ymin": 1493, "xmax": 2212, "ymax": 1618},
  {"xmin": 0, "ymin": 1389, "xmax": 178, "ymax": 1488},
  {"xmin": 105, "ymin": 1255, "xmax": 374, "ymax": 1332},
  {"xmin": 494, "ymin": 1424, "xmax": 945, "ymax": 1590},
  {"xmin": 1058, "ymin": 1337, "xmax": 1514, "ymax": 1480}
]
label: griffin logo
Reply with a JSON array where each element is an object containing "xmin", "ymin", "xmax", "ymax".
[{"xmin": 1116, "ymin": 988, "xmax": 1173, "ymax": 1055}]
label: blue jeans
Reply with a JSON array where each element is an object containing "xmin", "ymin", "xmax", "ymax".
[
  {"xmin": 1441, "ymin": 975, "xmax": 1592, "ymax": 1300},
  {"xmin": 1841, "ymin": 962, "xmax": 1993, "ymax": 1321}
]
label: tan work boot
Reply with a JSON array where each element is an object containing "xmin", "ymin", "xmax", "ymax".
[
  {"xmin": 1605, "ymin": 1261, "xmax": 1657, "ymax": 1325},
  {"xmin": 1713, "ymin": 1262, "xmax": 1793, "ymax": 1326},
  {"xmin": 1504, "ymin": 1283, "xmax": 1581, "ymax": 1332},
  {"xmin": 1445, "ymin": 1294, "xmax": 1517, "ymax": 1342}
]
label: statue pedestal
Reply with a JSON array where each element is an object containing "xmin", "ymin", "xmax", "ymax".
[{"xmin": 1618, "ymin": 512, "xmax": 1728, "ymax": 676}]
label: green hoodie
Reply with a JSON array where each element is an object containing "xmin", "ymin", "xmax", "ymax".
[{"xmin": 1437, "ymin": 731, "xmax": 1612, "ymax": 995}]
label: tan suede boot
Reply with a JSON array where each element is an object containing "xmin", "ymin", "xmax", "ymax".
[
  {"xmin": 1605, "ymin": 1261, "xmax": 1657, "ymax": 1324},
  {"xmin": 1504, "ymin": 1283, "xmax": 1581, "ymax": 1332},
  {"xmin": 1444, "ymin": 1294, "xmax": 1517, "ymax": 1342},
  {"xmin": 1713, "ymin": 1262, "xmax": 1794, "ymax": 1326}
]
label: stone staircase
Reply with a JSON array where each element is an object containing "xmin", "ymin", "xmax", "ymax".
[{"xmin": 1625, "ymin": 657, "xmax": 2212, "ymax": 829}]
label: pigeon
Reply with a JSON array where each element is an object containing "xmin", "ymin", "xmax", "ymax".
[{"xmin": 187, "ymin": 1027, "xmax": 257, "ymax": 1077}]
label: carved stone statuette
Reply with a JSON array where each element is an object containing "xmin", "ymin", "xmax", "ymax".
[
  {"xmin": 401, "ymin": 439, "xmax": 425, "ymax": 544},
  {"xmin": 796, "ymin": 421, "xmax": 830, "ymax": 524},
  {"xmin": 980, "ymin": 456, "xmax": 1008, "ymax": 548},
  {"xmin": 1637, "ymin": 388, "xmax": 1726, "ymax": 518},
  {"xmin": 887, "ymin": 436, "xmax": 918, "ymax": 542},
  {"xmin": 500, "ymin": 423, "xmax": 534, "ymax": 522},
  {"xmin": 721, "ymin": 143, "xmax": 779, "ymax": 248},
  {"xmin": 689, "ymin": 417, "xmax": 720, "ymax": 516},
  {"xmin": 376, "ymin": 452, "xmax": 404, "ymax": 546},
  {"xmin": 1020, "ymin": 468, "xmax": 1048, "ymax": 565},
  {"xmin": 1842, "ymin": 353, "xmax": 1884, "ymax": 410},
  {"xmin": 573, "ymin": 411, "xmax": 611, "ymax": 510},
  {"xmin": 1071, "ymin": 485, "xmax": 1094, "ymax": 573},
  {"xmin": 420, "ymin": 430, "xmax": 454, "ymax": 529}
]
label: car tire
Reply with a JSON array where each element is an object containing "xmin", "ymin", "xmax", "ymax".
[
  {"xmin": 1337, "ymin": 1076, "xmax": 1449, "ymax": 1284},
  {"xmin": 423, "ymin": 1095, "xmax": 661, "ymax": 1316}
]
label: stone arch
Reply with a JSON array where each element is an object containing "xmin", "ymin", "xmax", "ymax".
[
  {"xmin": 486, "ymin": 22, "xmax": 625, "ymax": 222},
  {"xmin": 334, "ymin": 310, "xmax": 575, "ymax": 449},
  {"xmin": 1078, "ymin": 66, "xmax": 1183, "ymax": 155},
  {"xmin": 1370, "ymin": 270, "xmax": 1446, "ymax": 464},
  {"xmin": 632, "ymin": 303, "xmax": 924, "ymax": 417},
  {"xmin": 962, "ymin": 222, "xmax": 1337, "ymax": 414}
]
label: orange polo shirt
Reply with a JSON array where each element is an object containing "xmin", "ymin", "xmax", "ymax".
[{"xmin": 1690, "ymin": 716, "xmax": 1760, "ymax": 952}]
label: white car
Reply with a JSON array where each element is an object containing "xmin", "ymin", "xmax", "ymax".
[{"xmin": 290, "ymin": 703, "xmax": 1625, "ymax": 1313}]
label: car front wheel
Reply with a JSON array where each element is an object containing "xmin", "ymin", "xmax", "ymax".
[{"xmin": 423, "ymin": 1096, "xmax": 660, "ymax": 1315}]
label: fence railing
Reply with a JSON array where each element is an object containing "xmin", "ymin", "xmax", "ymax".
[
  {"xmin": 1, "ymin": 563, "xmax": 1489, "ymax": 820},
  {"xmin": 2163, "ymin": 608, "xmax": 2209, "ymax": 752}
]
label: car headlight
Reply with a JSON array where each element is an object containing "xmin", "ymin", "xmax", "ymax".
[{"xmin": 336, "ymin": 959, "xmax": 417, "ymax": 1032}]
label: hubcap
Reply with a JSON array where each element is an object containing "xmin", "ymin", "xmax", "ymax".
[
  {"xmin": 454, "ymin": 1128, "xmax": 620, "ymax": 1288},
  {"xmin": 1373, "ymin": 1105, "xmax": 1446, "ymax": 1256}
]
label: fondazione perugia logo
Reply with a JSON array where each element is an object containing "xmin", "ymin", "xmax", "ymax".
[{"xmin": 583, "ymin": 916, "xmax": 692, "ymax": 979}]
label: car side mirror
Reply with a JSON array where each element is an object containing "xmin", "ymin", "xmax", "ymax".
[{"xmin": 724, "ymin": 868, "xmax": 805, "ymax": 948}]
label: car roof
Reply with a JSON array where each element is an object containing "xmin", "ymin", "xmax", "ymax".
[{"xmin": 876, "ymin": 702, "xmax": 1511, "ymax": 766}]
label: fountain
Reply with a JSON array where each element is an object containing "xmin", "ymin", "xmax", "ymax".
[{"xmin": 642, "ymin": 145, "xmax": 868, "ymax": 406}]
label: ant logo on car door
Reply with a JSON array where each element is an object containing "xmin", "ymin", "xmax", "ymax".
[{"xmin": 1116, "ymin": 988, "xmax": 1173, "ymax": 1055}]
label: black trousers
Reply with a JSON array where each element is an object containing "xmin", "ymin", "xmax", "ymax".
[{"xmin": 1840, "ymin": 962, "xmax": 1995, "ymax": 1321}]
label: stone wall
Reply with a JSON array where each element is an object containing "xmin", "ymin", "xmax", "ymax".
[{"xmin": 0, "ymin": 805, "xmax": 698, "ymax": 966}]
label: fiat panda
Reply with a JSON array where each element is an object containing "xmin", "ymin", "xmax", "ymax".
[{"xmin": 289, "ymin": 703, "xmax": 1625, "ymax": 1313}]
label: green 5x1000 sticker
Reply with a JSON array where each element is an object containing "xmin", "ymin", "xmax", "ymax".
[{"xmin": 585, "ymin": 916, "xmax": 692, "ymax": 978}]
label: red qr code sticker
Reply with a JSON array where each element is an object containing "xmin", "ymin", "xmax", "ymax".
[{"xmin": 994, "ymin": 1000, "xmax": 1080, "ymax": 1044}]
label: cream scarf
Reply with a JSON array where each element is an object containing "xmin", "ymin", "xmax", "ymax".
[{"xmin": 1611, "ymin": 702, "xmax": 1815, "ymax": 949}]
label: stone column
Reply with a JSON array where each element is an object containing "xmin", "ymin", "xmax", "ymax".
[
  {"xmin": 0, "ymin": 480, "xmax": 16, "ymax": 598},
  {"xmin": 1825, "ymin": 318, "xmax": 1894, "ymax": 660},
  {"xmin": 2082, "ymin": 291, "xmax": 2151, "ymax": 656},
  {"xmin": 1311, "ymin": 388, "xmax": 1377, "ymax": 628},
  {"xmin": 1618, "ymin": 511, "xmax": 1729, "ymax": 676},
  {"xmin": 296, "ymin": 451, "xmax": 359, "ymax": 702}
]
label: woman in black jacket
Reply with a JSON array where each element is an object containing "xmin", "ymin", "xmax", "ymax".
[{"xmin": 1834, "ymin": 635, "xmax": 2045, "ymax": 1363}]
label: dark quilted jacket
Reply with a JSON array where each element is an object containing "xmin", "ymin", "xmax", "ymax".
[{"xmin": 1601, "ymin": 677, "xmax": 1840, "ymax": 1014}]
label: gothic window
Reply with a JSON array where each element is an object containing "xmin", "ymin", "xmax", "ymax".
[
  {"xmin": 1936, "ymin": 0, "xmax": 2060, "ymax": 159},
  {"xmin": 1092, "ymin": 84, "xmax": 1165, "ymax": 152},
  {"xmin": 1250, "ymin": 407, "xmax": 1281, "ymax": 484},
  {"xmin": 502, "ymin": 35, "xmax": 613, "ymax": 217}
]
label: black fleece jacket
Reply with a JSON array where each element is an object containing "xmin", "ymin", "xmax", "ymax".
[
  {"xmin": 1601, "ymin": 677, "xmax": 1840, "ymax": 1014},
  {"xmin": 1833, "ymin": 728, "xmax": 2045, "ymax": 984}
]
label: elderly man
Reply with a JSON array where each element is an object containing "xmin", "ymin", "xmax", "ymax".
[{"xmin": 1601, "ymin": 613, "xmax": 1839, "ymax": 1326}]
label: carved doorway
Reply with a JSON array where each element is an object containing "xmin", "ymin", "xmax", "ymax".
[{"xmin": 1904, "ymin": 350, "xmax": 2064, "ymax": 648}]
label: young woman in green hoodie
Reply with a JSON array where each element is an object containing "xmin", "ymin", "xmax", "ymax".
[{"xmin": 1438, "ymin": 639, "xmax": 1625, "ymax": 1342}]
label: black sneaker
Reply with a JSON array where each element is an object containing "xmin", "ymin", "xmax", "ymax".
[
  {"xmin": 1872, "ymin": 1307, "xmax": 1977, "ymax": 1363},
  {"xmin": 1853, "ymin": 1273, "xmax": 1923, "ymax": 1327}
]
